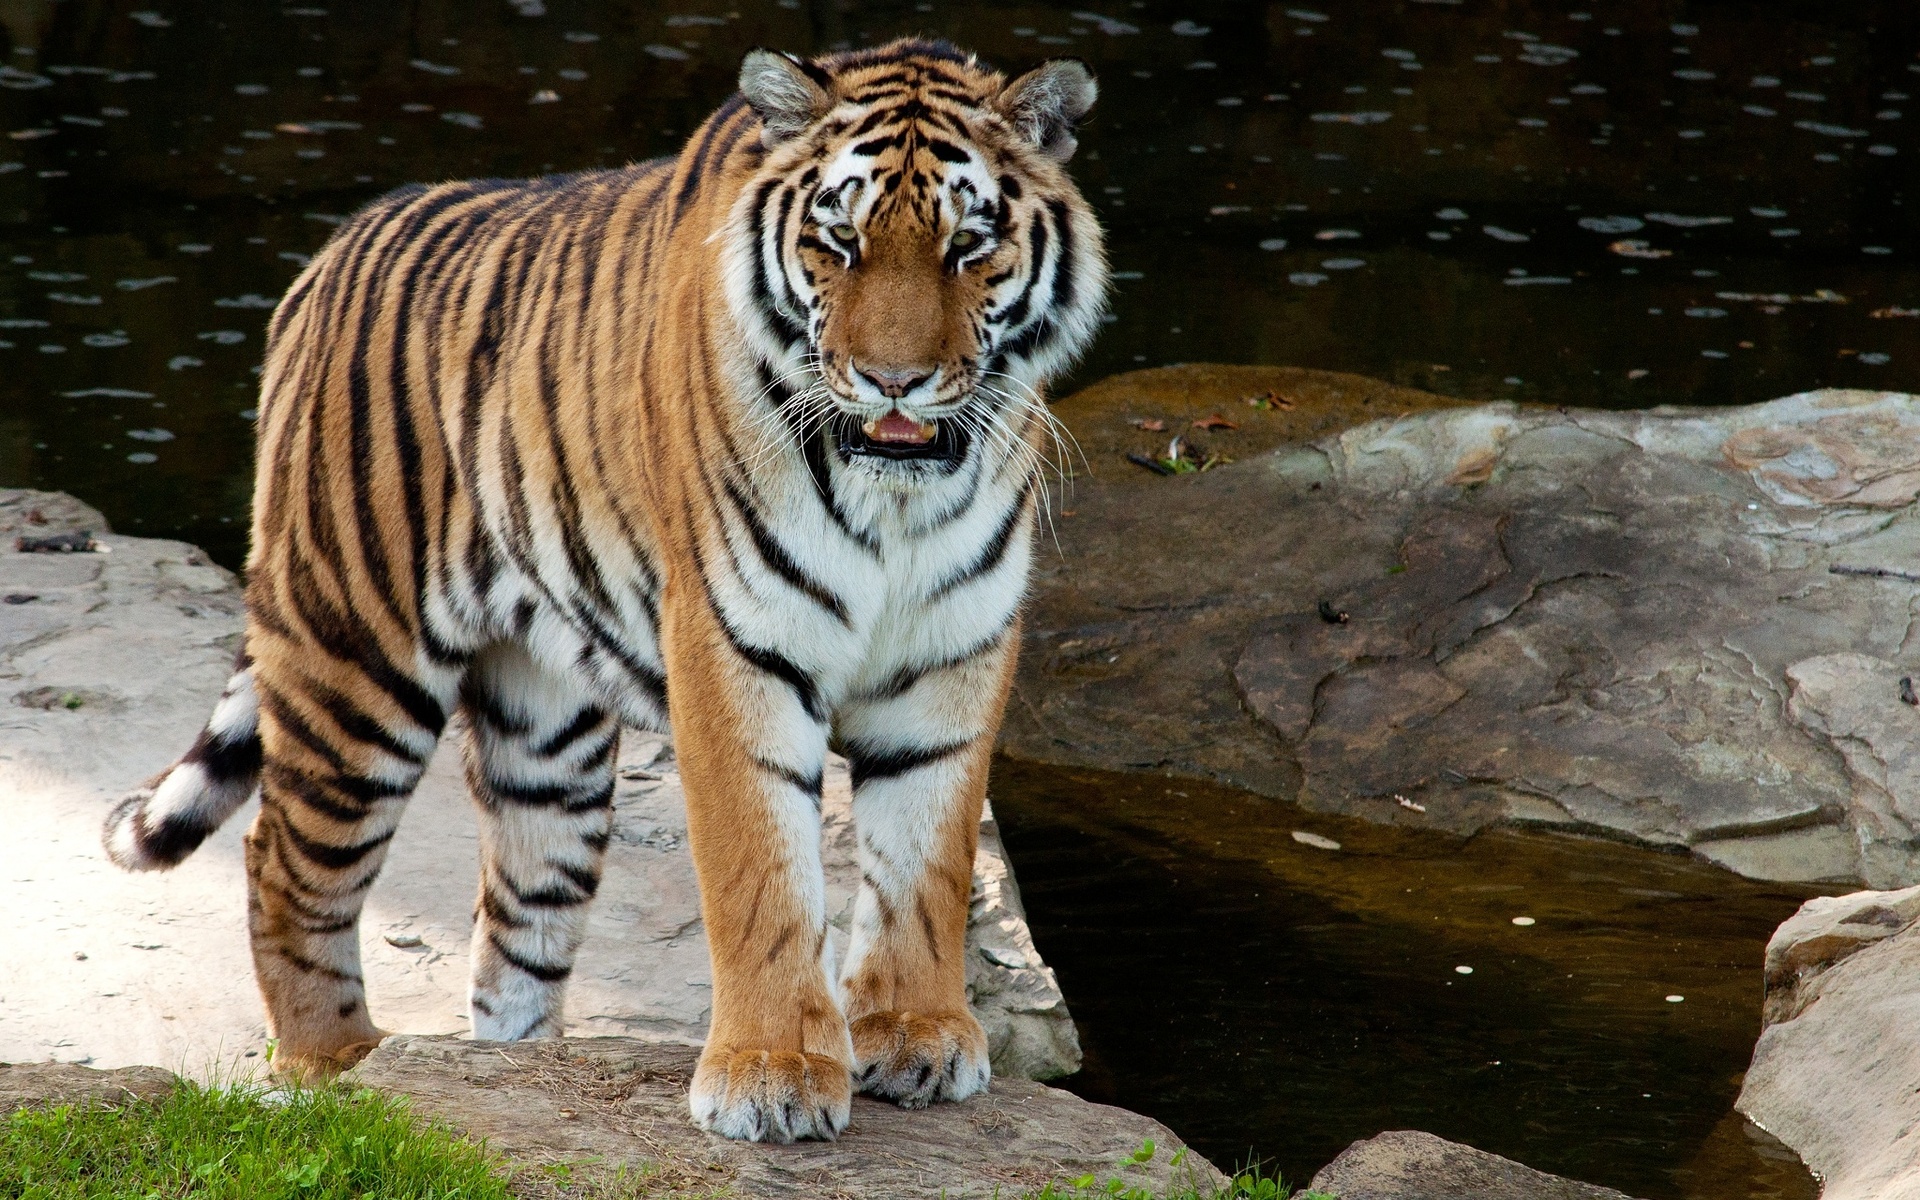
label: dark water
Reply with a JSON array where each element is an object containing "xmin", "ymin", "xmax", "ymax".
[
  {"xmin": 989, "ymin": 757, "xmax": 1826, "ymax": 1200},
  {"xmin": 0, "ymin": 1, "xmax": 1915, "ymax": 563}
]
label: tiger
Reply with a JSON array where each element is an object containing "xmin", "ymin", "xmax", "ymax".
[{"xmin": 99, "ymin": 38, "xmax": 1106, "ymax": 1142}]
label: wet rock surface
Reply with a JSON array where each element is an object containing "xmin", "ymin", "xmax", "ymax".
[
  {"xmin": 1740, "ymin": 888, "xmax": 1920, "ymax": 1200},
  {"xmin": 0, "ymin": 487, "xmax": 1074, "ymax": 1080},
  {"xmin": 1014, "ymin": 385, "xmax": 1920, "ymax": 886},
  {"xmin": 348, "ymin": 1035, "xmax": 1222, "ymax": 1199},
  {"xmin": 1309, "ymin": 1129, "xmax": 1648, "ymax": 1200}
]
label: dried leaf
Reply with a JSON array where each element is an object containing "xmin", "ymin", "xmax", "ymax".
[
  {"xmin": 1192, "ymin": 413, "xmax": 1239, "ymax": 431},
  {"xmin": 1128, "ymin": 417, "xmax": 1167, "ymax": 432}
]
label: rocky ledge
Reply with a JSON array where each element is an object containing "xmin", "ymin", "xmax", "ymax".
[
  {"xmin": 0, "ymin": 489, "xmax": 1074, "ymax": 1081},
  {"xmin": 1739, "ymin": 886, "xmax": 1920, "ymax": 1200},
  {"xmin": 1016, "ymin": 380, "xmax": 1920, "ymax": 887}
]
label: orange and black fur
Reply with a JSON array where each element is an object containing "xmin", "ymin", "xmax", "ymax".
[{"xmin": 103, "ymin": 39, "xmax": 1106, "ymax": 1141}]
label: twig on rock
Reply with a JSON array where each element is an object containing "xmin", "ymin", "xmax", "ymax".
[{"xmin": 1830, "ymin": 564, "xmax": 1920, "ymax": 584}]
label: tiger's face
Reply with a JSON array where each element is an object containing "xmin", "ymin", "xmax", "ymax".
[{"xmin": 726, "ymin": 41, "xmax": 1107, "ymax": 475}]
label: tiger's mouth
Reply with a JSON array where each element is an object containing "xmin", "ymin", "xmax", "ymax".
[{"xmin": 833, "ymin": 410, "xmax": 968, "ymax": 464}]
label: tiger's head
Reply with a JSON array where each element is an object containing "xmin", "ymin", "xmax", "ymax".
[{"xmin": 724, "ymin": 39, "xmax": 1107, "ymax": 478}]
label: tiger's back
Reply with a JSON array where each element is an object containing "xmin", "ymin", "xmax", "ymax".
[{"xmin": 105, "ymin": 39, "xmax": 1106, "ymax": 1144}]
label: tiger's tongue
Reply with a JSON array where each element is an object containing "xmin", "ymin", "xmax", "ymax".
[{"xmin": 864, "ymin": 411, "xmax": 937, "ymax": 445}]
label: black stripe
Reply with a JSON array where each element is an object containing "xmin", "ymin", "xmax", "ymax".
[
  {"xmin": 533, "ymin": 708, "xmax": 606, "ymax": 758},
  {"xmin": 927, "ymin": 486, "xmax": 1031, "ymax": 601},
  {"xmin": 864, "ymin": 625, "xmax": 1009, "ymax": 701},
  {"xmin": 724, "ymin": 479, "xmax": 851, "ymax": 625},
  {"xmin": 756, "ymin": 756, "xmax": 825, "ymax": 798},
  {"xmin": 845, "ymin": 738, "xmax": 972, "ymax": 788},
  {"xmin": 279, "ymin": 815, "xmax": 395, "ymax": 871},
  {"xmin": 488, "ymin": 934, "xmax": 572, "ymax": 982}
]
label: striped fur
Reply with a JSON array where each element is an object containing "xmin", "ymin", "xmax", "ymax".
[{"xmin": 100, "ymin": 39, "xmax": 1106, "ymax": 1141}]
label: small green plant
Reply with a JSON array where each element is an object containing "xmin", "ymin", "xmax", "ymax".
[{"xmin": 1022, "ymin": 1140, "xmax": 1328, "ymax": 1200}]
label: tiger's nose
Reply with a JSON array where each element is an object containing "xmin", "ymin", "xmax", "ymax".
[{"xmin": 856, "ymin": 363, "xmax": 933, "ymax": 399}]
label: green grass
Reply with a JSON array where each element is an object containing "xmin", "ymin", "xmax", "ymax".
[
  {"xmin": 2, "ymin": 1081, "xmax": 511, "ymax": 1199},
  {"xmin": 3, "ymin": 1086, "xmax": 1330, "ymax": 1200}
]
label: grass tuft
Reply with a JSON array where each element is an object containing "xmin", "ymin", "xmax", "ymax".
[{"xmin": 2, "ymin": 1079, "xmax": 512, "ymax": 1199}]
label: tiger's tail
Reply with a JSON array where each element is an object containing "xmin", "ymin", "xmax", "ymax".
[{"xmin": 103, "ymin": 653, "xmax": 263, "ymax": 871}]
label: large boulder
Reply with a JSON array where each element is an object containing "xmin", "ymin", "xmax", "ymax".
[
  {"xmin": 1738, "ymin": 889, "xmax": 1920, "ymax": 1200},
  {"xmin": 1014, "ymin": 386, "xmax": 1920, "ymax": 886},
  {"xmin": 0, "ymin": 489, "xmax": 1076, "ymax": 1081},
  {"xmin": 348, "ymin": 1035, "xmax": 1222, "ymax": 1199}
]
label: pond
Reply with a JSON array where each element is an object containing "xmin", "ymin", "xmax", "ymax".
[
  {"xmin": 989, "ymin": 756, "xmax": 1827, "ymax": 1200},
  {"xmin": 0, "ymin": 0, "xmax": 1913, "ymax": 564}
]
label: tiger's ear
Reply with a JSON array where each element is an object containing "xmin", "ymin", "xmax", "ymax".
[
  {"xmin": 739, "ymin": 50, "xmax": 833, "ymax": 148},
  {"xmin": 995, "ymin": 58, "xmax": 1097, "ymax": 163}
]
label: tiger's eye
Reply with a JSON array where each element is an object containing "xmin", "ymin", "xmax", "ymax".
[
  {"xmin": 951, "ymin": 228, "xmax": 981, "ymax": 251},
  {"xmin": 829, "ymin": 223, "xmax": 859, "ymax": 245}
]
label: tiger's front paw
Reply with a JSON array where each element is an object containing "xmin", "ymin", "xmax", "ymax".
[
  {"xmin": 689, "ymin": 1048, "xmax": 852, "ymax": 1143},
  {"xmin": 850, "ymin": 1010, "xmax": 990, "ymax": 1109}
]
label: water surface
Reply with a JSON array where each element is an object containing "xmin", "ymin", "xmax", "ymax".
[
  {"xmin": 0, "ymin": 1, "xmax": 1914, "ymax": 562},
  {"xmin": 989, "ymin": 756, "xmax": 1826, "ymax": 1200}
]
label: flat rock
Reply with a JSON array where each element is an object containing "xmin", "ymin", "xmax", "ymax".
[
  {"xmin": 1309, "ymin": 1130, "xmax": 1646, "ymax": 1200},
  {"xmin": 1014, "ymin": 387, "xmax": 1920, "ymax": 885},
  {"xmin": 1740, "ymin": 889, "xmax": 1920, "ymax": 1199},
  {"xmin": 0, "ymin": 1060, "xmax": 176, "ymax": 1111},
  {"xmin": 0, "ymin": 489, "xmax": 1075, "ymax": 1081},
  {"xmin": 349, "ymin": 1034, "xmax": 1223, "ymax": 1199}
]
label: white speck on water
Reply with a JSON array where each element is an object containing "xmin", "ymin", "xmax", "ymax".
[
  {"xmin": 1518, "ymin": 117, "xmax": 1548, "ymax": 128},
  {"xmin": 1869, "ymin": 145, "xmax": 1898, "ymax": 156},
  {"xmin": 1381, "ymin": 49, "xmax": 1416, "ymax": 61},
  {"xmin": 1673, "ymin": 69, "xmax": 1715, "ymax": 81},
  {"xmin": 1427, "ymin": 231, "xmax": 1451, "ymax": 240},
  {"xmin": 1645, "ymin": 212, "xmax": 1733, "ymax": 227},
  {"xmin": 1512, "ymin": 916, "xmax": 1536, "ymax": 926},
  {"xmin": 198, "ymin": 330, "xmax": 245, "ymax": 345},
  {"xmin": 1483, "ymin": 225, "xmax": 1529, "ymax": 242},
  {"xmin": 530, "ymin": 88, "xmax": 560, "ymax": 104},
  {"xmin": 126, "ymin": 452, "xmax": 157, "ymax": 464},
  {"xmin": 1291, "ymin": 830, "xmax": 1341, "ymax": 850},
  {"xmin": 1258, "ymin": 238, "xmax": 1288, "ymax": 251},
  {"xmin": 1071, "ymin": 12, "xmax": 1139, "ymax": 35},
  {"xmin": 1751, "ymin": 206, "xmax": 1787, "ymax": 217},
  {"xmin": 215, "ymin": 294, "xmax": 277, "ymax": 310},
  {"xmin": 177, "ymin": 243, "xmax": 214, "ymax": 253},
  {"xmin": 234, "ymin": 83, "xmax": 268, "ymax": 95},
  {"xmin": 409, "ymin": 59, "xmax": 460, "ymax": 75},
  {"xmin": 1579, "ymin": 215, "xmax": 1642, "ymax": 233},
  {"xmin": 1771, "ymin": 228, "xmax": 1801, "ymax": 237},
  {"xmin": 441, "ymin": 111, "xmax": 483, "ymax": 130},
  {"xmin": 82, "ymin": 332, "xmax": 129, "ymax": 348},
  {"xmin": 1456, "ymin": 965, "xmax": 1474, "ymax": 975},
  {"xmin": 1289, "ymin": 272, "xmax": 1328, "ymax": 286},
  {"xmin": 1321, "ymin": 257, "xmax": 1365, "ymax": 270},
  {"xmin": 1666, "ymin": 995, "xmax": 1685, "ymax": 1003},
  {"xmin": 1171, "ymin": 19, "xmax": 1211, "ymax": 35},
  {"xmin": 1860, "ymin": 352, "xmax": 1891, "ymax": 365},
  {"xmin": 126, "ymin": 428, "xmax": 173, "ymax": 442},
  {"xmin": 116, "ymin": 276, "xmax": 175, "ymax": 290},
  {"xmin": 1864, "ymin": 246, "xmax": 1894, "ymax": 255},
  {"xmin": 1744, "ymin": 105, "xmax": 1777, "ymax": 117},
  {"xmin": 64, "ymin": 387, "xmax": 153, "ymax": 399},
  {"xmin": 644, "ymin": 44, "xmax": 690, "ymax": 60},
  {"xmin": 1751, "ymin": 75, "xmax": 1780, "ymax": 88},
  {"xmin": 1283, "ymin": 9, "xmax": 1327, "ymax": 22},
  {"xmin": 1702, "ymin": 350, "xmax": 1729, "ymax": 359},
  {"xmin": 1686, "ymin": 307, "xmax": 1728, "ymax": 318},
  {"xmin": 1507, "ymin": 276, "xmax": 1571, "ymax": 285},
  {"xmin": 167, "ymin": 355, "xmax": 202, "ymax": 370},
  {"xmin": 47, "ymin": 292, "xmax": 101, "ymax": 305},
  {"xmin": 1796, "ymin": 120, "xmax": 1868, "ymax": 138},
  {"xmin": 1310, "ymin": 111, "xmax": 1391, "ymax": 124},
  {"xmin": 1435, "ymin": 207, "xmax": 1468, "ymax": 220},
  {"xmin": 1315, "ymin": 229, "xmax": 1361, "ymax": 240}
]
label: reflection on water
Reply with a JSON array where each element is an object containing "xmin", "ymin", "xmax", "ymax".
[
  {"xmin": 0, "ymin": 1, "xmax": 1914, "ymax": 564},
  {"xmin": 988, "ymin": 756, "xmax": 1824, "ymax": 1200}
]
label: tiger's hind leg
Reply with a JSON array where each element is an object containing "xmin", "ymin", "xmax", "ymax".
[
  {"xmin": 243, "ymin": 646, "xmax": 450, "ymax": 1082},
  {"xmin": 460, "ymin": 642, "xmax": 619, "ymax": 1041}
]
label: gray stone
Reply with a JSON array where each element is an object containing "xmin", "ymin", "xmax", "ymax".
[
  {"xmin": 0, "ymin": 1059, "xmax": 176, "ymax": 1111},
  {"xmin": 348, "ymin": 1034, "xmax": 1221, "ymax": 1199},
  {"xmin": 0, "ymin": 489, "xmax": 1075, "ymax": 1083},
  {"xmin": 1308, "ymin": 1129, "xmax": 1646, "ymax": 1200},
  {"xmin": 1011, "ymin": 389, "xmax": 1920, "ymax": 885},
  {"xmin": 1739, "ymin": 888, "xmax": 1920, "ymax": 1199}
]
